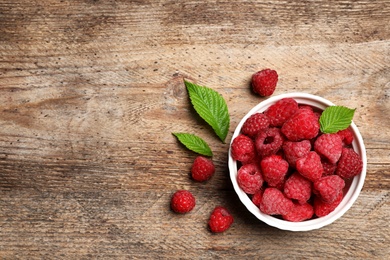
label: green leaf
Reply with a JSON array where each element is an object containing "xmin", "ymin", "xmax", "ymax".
[
  {"xmin": 172, "ymin": 132, "xmax": 213, "ymax": 157},
  {"xmin": 184, "ymin": 80, "xmax": 230, "ymax": 143},
  {"xmin": 319, "ymin": 106, "xmax": 356, "ymax": 133}
]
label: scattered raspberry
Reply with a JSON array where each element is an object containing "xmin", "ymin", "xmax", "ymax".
[
  {"xmin": 283, "ymin": 172, "xmax": 312, "ymax": 204},
  {"xmin": 314, "ymin": 133, "xmax": 343, "ymax": 164},
  {"xmin": 336, "ymin": 147, "xmax": 363, "ymax": 179},
  {"xmin": 282, "ymin": 140, "xmax": 311, "ymax": 168},
  {"xmin": 231, "ymin": 134, "xmax": 256, "ymax": 164},
  {"xmin": 241, "ymin": 113, "xmax": 270, "ymax": 138},
  {"xmin": 260, "ymin": 188, "xmax": 294, "ymax": 215},
  {"xmin": 255, "ymin": 127, "xmax": 284, "ymax": 158},
  {"xmin": 314, "ymin": 175, "xmax": 345, "ymax": 203},
  {"xmin": 282, "ymin": 202, "xmax": 314, "ymax": 222},
  {"xmin": 296, "ymin": 151, "xmax": 323, "ymax": 182},
  {"xmin": 321, "ymin": 159, "xmax": 337, "ymax": 176},
  {"xmin": 314, "ymin": 191, "xmax": 343, "ymax": 217},
  {"xmin": 260, "ymin": 155, "xmax": 289, "ymax": 188},
  {"xmin": 337, "ymin": 128, "xmax": 354, "ymax": 146},
  {"xmin": 208, "ymin": 206, "xmax": 234, "ymax": 233},
  {"xmin": 237, "ymin": 163, "xmax": 264, "ymax": 194},
  {"xmin": 171, "ymin": 190, "xmax": 196, "ymax": 214},
  {"xmin": 251, "ymin": 189, "xmax": 264, "ymax": 207},
  {"xmin": 251, "ymin": 69, "xmax": 278, "ymax": 97},
  {"xmin": 191, "ymin": 156, "xmax": 215, "ymax": 182},
  {"xmin": 264, "ymin": 98, "xmax": 299, "ymax": 127},
  {"xmin": 281, "ymin": 108, "xmax": 320, "ymax": 141}
]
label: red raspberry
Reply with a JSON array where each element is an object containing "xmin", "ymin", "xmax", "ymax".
[
  {"xmin": 231, "ymin": 134, "xmax": 256, "ymax": 164},
  {"xmin": 283, "ymin": 172, "xmax": 312, "ymax": 204},
  {"xmin": 191, "ymin": 156, "xmax": 215, "ymax": 182},
  {"xmin": 281, "ymin": 108, "xmax": 320, "ymax": 141},
  {"xmin": 314, "ymin": 175, "xmax": 345, "ymax": 203},
  {"xmin": 251, "ymin": 69, "xmax": 278, "ymax": 97},
  {"xmin": 260, "ymin": 187, "xmax": 294, "ymax": 215},
  {"xmin": 337, "ymin": 128, "xmax": 354, "ymax": 146},
  {"xmin": 314, "ymin": 191, "xmax": 343, "ymax": 217},
  {"xmin": 336, "ymin": 147, "xmax": 363, "ymax": 179},
  {"xmin": 264, "ymin": 98, "xmax": 299, "ymax": 127},
  {"xmin": 255, "ymin": 127, "xmax": 284, "ymax": 158},
  {"xmin": 171, "ymin": 190, "xmax": 196, "ymax": 213},
  {"xmin": 237, "ymin": 163, "xmax": 264, "ymax": 194},
  {"xmin": 321, "ymin": 159, "xmax": 337, "ymax": 176},
  {"xmin": 241, "ymin": 113, "xmax": 270, "ymax": 138},
  {"xmin": 251, "ymin": 189, "xmax": 264, "ymax": 207},
  {"xmin": 314, "ymin": 133, "xmax": 343, "ymax": 164},
  {"xmin": 282, "ymin": 202, "xmax": 314, "ymax": 222},
  {"xmin": 282, "ymin": 140, "xmax": 311, "ymax": 168},
  {"xmin": 260, "ymin": 155, "xmax": 289, "ymax": 188},
  {"xmin": 296, "ymin": 151, "xmax": 323, "ymax": 182},
  {"xmin": 208, "ymin": 206, "xmax": 234, "ymax": 233}
]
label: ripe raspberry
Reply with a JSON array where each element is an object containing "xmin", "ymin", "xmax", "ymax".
[
  {"xmin": 251, "ymin": 189, "xmax": 264, "ymax": 207},
  {"xmin": 208, "ymin": 206, "xmax": 234, "ymax": 233},
  {"xmin": 260, "ymin": 188, "xmax": 294, "ymax": 215},
  {"xmin": 255, "ymin": 127, "xmax": 284, "ymax": 158},
  {"xmin": 251, "ymin": 69, "xmax": 278, "ymax": 97},
  {"xmin": 191, "ymin": 156, "xmax": 215, "ymax": 182},
  {"xmin": 337, "ymin": 128, "xmax": 354, "ymax": 146},
  {"xmin": 264, "ymin": 98, "xmax": 299, "ymax": 127},
  {"xmin": 314, "ymin": 133, "xmax": 343, "ymax": 164},
  {"xmin": 260, "ymin": 155, "xmax": 289, "ymax": 188},
  {"xmin": 231, "ymin": 134, "xmax": 256, "ymax": 164},
  {"xmin": 281, "ymin": 108, "xmax": 320, "ymax": 141},
  {"xmin": 241, "ymin": 113, "xmax": 270, "ymax": 138},
  {"xmin": 283, "ymin": 172, "xmax": 312, "ymax": 204},
  {"xmin": 314, "ymin": 191, "xmax": 343, "ymax": 217},
  {"xmin": 313, "ymin": 175, "xmax": 345, "ymax": 203},
  {"xmin": 282, "ymin": 202, "xmax": 314, "ymax": 222},
  {"xmin": 321, "ymin": 159, "xmax": 337, "ymax": 176},
  {"xmin": 336, "ymin": 147, "xmax": 363, "ymax": 179},
  {"xmin": 237, "ymin": 163, "xmax": 264, "ymax": 194},
  {"xmin": 296, "ymin": 151, "xmax": 323, "ymax": 182},
  {"xmin": 171, "ymin": 190, "xmax": 196, "ymax": 213},
  {"xmin": 282, "ymin": 140, "xmax": 311, "ymax": 168}
]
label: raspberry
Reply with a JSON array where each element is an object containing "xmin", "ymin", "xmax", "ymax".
[
  {"xmin": 336, "ymin": 147, "xmax": 363, "ymax": 179},
  {"xmin": 314, "ymin": 191, "xmax": 343, "ymax": 217},
  {"xmin": 241, "ymin": 113, "xmax": 270, "ymax": 138},
  {"xmin": 260, "ymin": 188, "xmax": 294, "ymax": 215},
  {"xmin": 231, "ymin": 134, "xmax": 256, "ymax": 164},
  {"xmin": 313, "ymin": 175, "xmax": 345, "ymax": 203},
  {"xmin": 282, "ymin": 202, "xmax": 314, "ymax": 222},
  {"xmin": 314, "ymin": 133, "xmax": 343, "ymax": 164},
  {"xmin": 255, "ymin": 127, "xmax": 284, "ymax": 158},
  {"xmin": 251, "ymin": 69, "xmax": 278, "ymax": 97},
  {"xmin": 281, "ymin": 108, "xmax": 320, "ymax": 141},
  {"xmin": 282, "ymin": 140, "xmax": 311, "ymax": 168},
  {"xmin": 296, "ymin": 151, "xmax": 323, "ymax": 182},
  {"xmin": 191, "ymin": 156, "xmax": 215, "ymax": 182},
  {"xmin": 264, "ymin": 98, "xmax": 299, "ymax": 127},
  {"xmin": 321, "ymin": 159, "xmax": 337, "ymax": 176},
  {"xmin": 260, "ymin": 155, "xmax": 289, "ymax": 188},
  {"xmin": 251, "ymin": 189, "xmax": 264, "ymax": 207},
  {"xmin": 171, "ymin": 190, "xmax": 196, "ymax": 213},
  {"xmin": 283, "ymin": 172, "xmax": 312, "ymax": 204},
  {"xmin": 208, "ymin": 206, "xmax": 234, "ymax": 233},
  {"xmin": 237, "ymin": 163, "xmax": 264, "ymax": 194},
  {"xmin": 337, "ymin": 128, "xmax": 354, "ymax": 146}
]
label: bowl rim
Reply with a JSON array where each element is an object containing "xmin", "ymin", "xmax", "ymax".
[{"xmin": 228, "ymin": 92, "xmax": 367, "ymax": 231}]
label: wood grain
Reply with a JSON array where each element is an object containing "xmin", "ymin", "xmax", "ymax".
[{"xmin": 1, "ymin": 0, "xmax": 389, "ymax": 259}]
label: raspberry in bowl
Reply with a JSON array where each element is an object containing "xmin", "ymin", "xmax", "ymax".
[{"xmin": 228, "ymin": 93, "xmax": 367, "ymax": 231}]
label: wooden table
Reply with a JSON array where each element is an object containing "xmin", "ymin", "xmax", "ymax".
[{"xmin": 1, "ymin": 1, "xmax": 389, "ymax": 258}]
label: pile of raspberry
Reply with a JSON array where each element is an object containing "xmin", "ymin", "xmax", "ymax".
[{"xmin": 231, "ymin": 98, "xmax": 363, "ymax": 222}]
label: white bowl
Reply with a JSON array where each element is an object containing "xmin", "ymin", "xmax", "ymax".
[{"xmin": 228, "ymin": 93, "xmax": 367, "ymax": 231}]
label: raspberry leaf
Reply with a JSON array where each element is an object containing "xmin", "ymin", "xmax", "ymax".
[
  {"xmin": 319, "ymin": 106, "xmax": 356, "ymax": 133},
  {"xmin": 172, "ymin": 132, "xmax": 213, "ymax": 157},
  {"xmin": 184, "ymin": 80, "xmax": 230, "ymax": 143}
]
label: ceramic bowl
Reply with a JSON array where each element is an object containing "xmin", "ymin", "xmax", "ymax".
[{"xmin": 228, "ymin": 92, "xmax": 367, "ymax": 231}]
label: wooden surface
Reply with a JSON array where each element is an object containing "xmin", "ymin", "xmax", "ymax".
[{"xmin": 0, "ymin": 0, "xmax": 389, "ymax": 259}]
